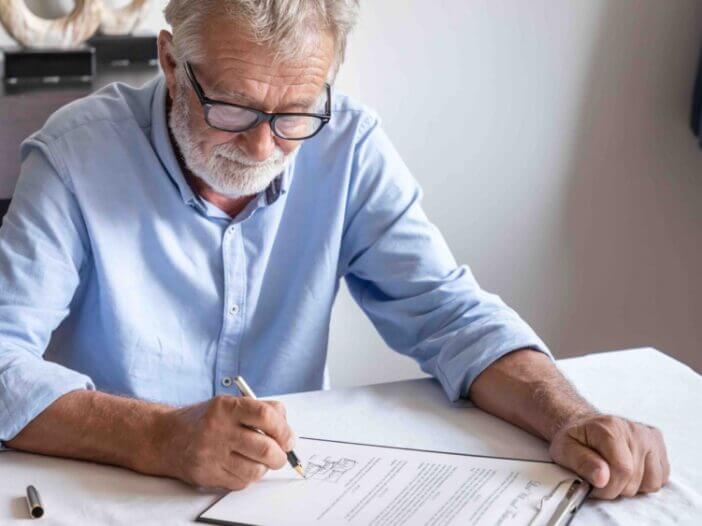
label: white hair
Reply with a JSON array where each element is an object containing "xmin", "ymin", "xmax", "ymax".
[{"xmin": 164, "ymin": 0, "xmax": 359, "ymax": 79}]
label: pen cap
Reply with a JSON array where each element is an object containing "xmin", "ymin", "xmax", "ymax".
[{"xmin": 26, "ymin": 485, "xmax": 44, "ymax": 519}]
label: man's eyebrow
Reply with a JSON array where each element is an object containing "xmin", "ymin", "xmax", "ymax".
[{"xmin": 211, "ymin": 89, "xmax": 319, "ymax": 112}]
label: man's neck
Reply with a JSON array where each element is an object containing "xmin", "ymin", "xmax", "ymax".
[{"xmin": 186, "ymin": 172, "xmax": 255, "ymax": 219}]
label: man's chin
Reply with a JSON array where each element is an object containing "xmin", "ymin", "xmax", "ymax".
[
  {"xmin": 199, "ymin": 156, "xmax": 287, "ymax": 197},
  {"xmin": 208, "ymin": 174, "xmax": 278, "ymax": 198}
]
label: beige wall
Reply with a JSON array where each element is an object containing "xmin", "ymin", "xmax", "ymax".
[{"xmin": 1, "ymin": 2, "xmax": 700, "ymax": 387}]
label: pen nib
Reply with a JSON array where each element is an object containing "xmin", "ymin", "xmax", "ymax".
[{"xmin": 295, "ymin": 465, "xmax": 306, "ymax": 479}]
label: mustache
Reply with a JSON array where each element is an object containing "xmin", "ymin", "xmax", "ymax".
[{"xmin": 211, "ymin": 143, "xmax": 285, "ymax": 167}]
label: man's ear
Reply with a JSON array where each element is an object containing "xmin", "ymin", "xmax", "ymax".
[{"xmin": 158, "ymin": 30, "xmax": 178, "ymax": 98}]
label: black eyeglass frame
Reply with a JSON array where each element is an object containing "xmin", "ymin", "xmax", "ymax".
[{"xmin": 183, "ymin": 61, "xmax": 332, "ymax": 141}]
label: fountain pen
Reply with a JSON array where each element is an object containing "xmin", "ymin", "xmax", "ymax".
[{"xmin": 234, "ymin": 375, "xmax": 306, "ymax": 478}]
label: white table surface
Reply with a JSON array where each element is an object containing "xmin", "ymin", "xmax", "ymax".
[{"xmin": 1, "ymin": 347, "xmax": 700, "ymax": 525}]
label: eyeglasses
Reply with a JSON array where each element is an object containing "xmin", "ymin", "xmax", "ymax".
[{"xmin": 183, "ymin": 61, "xmax": 332, "ymax": 141}]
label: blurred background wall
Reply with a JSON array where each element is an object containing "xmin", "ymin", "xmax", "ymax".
[{"xmin": 1, "ymin": 1, "xmax": 700, "ymax": 387}]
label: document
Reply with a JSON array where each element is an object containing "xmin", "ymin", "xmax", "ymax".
[{"xmin": 198, "ymin": 437, "xmax": 585, "ymax": 526}]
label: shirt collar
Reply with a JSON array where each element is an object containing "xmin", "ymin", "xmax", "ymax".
[
  {"xmin": 150, "ymin": 75, "xmax": 199, "ymax": 208},
  {"xmin": 149, "ymin": 75, "xmax": 291, "ymax": 215}
]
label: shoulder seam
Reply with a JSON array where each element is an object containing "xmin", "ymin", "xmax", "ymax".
[
  {"xmin": 36, "ymin": 116, "xmax": 149, "ymax": 191},
  {"xmin": 38, "ymin": 115, "xmax": 149, "ymax": 144}
]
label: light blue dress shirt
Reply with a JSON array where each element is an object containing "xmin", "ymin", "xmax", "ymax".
[{"xmin": 0, "ymin": 75, "xmax": 550, "ymax": 444}]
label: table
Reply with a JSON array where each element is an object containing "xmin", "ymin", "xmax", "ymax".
[{"xmin": 1, "ymin": 348, "xmax": 700, "ymax": 525}]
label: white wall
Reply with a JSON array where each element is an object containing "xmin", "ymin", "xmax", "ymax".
[
  {"xmin": 2, "ymin": 2, "xmax": 700, "ymax": 386},
  {"xmin": 329, "ymin": 0, "xmax": 702, "ymax": 387}
]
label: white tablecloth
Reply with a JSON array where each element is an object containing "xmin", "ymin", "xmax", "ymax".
[{"xmin": 1, "ymin": 347, "xmax": 700, "ymax": 525}]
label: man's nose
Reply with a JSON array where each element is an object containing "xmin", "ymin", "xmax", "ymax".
[{"xmin": 236, "ymin": 121, "xmax": 277, "ymax": 161}]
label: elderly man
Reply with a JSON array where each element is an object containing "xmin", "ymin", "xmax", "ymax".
[{"xmin": 0, "ymin": 0, "xmax": 667, "ymax": 500}]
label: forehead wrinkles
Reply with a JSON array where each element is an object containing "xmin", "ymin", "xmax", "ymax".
[
  {"xmin": 199, "ymin": 20, "xmax": 334, "ymax": 85},
  {"xmin": 210, "ymin": 54, "xmax": 329, "ymax": 87},
  {"xmin": 204, "ymin": 57, "xmax": 330, "ymax": 112},
  {"xmin": 202, "ymin": 14, "xmax": 327, "ymax": 63},
  {"xmin": 204, "ymin": 63, "xmax": 326, "ymax": 111}
]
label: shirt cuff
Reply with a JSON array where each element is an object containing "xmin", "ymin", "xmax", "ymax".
[
  {"xmin": 0, "ymin": 355, "xmax": 95, "ymax": 449},
  {"xmin": 427, "ymin": 321, "xmax": 552, "ymax": 402}
]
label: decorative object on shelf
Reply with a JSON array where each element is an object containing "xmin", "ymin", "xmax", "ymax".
[
  {"xmin": 0, "ymin": 0, "xmax": 102, "ymax": 49},
  {"xmin": 98, "ymin": 0, "xmax": 151, "ymax": 36}
]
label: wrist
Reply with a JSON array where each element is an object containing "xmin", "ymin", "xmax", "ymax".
[
  {"xmin": 545, "ymin": 406, "xmax": 600, "ymax": 442},
  {"xmin": 527, "ymin": 377, "xmax": 599, "ymax": 442},
  {"xmin": 129, "ymin": 404, "xmax": 176, "ymax": 477}
]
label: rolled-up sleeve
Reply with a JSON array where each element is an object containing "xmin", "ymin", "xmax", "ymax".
[
  {"xmin": 339, "ymin": 114, "xmax": 552, "ymax": 402},
  {"xmin": 0, "ymin": 138, "xmax": 94, "ymax": 447}
]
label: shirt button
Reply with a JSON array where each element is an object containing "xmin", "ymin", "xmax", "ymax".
[
  {"xmin": 229, "ymin": 304, "xmax": 240, "ymax": 316},
  {"xmin": 221, "ymin": 376, "xmax": 233, "ymax": 387}
]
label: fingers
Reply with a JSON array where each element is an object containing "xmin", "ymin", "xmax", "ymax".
[
  {"xmin": 264, "ymin": 400, "xmax": 288, "ymax": 420},
  {"xmin": 549, "ymin": 432, "xmax": 610, "ymax": 489},
  {"xmin": 225, "ymin": 451, "xmax": 269, "ymax": 488},
  {"xmin": 203, "ymin": 454, "xmax": 268, "ymax": 491},
  {"xmin": 237, "ymin": 398, "xmax": 296, "ymax": 452},
  {"xmin": 174, "ymin": 396, "xmax": 296, "ymax": 490},
  {"xmin": 620, "ymin": 450, "xmax": 646, "ymax": 498},
  {"xmin": 638, "ymin": 451, "xmax": 663, "ymax": 494},
  {"xmin": 650, "ymin": 426, "xmax": 670, "ymax": 485},
  {"xmin": 205, "ymin": 465, "xmax": 249, "ymax": 492},
  {"xmin": 583, "ymin": 418, "xmax": 635, "ymax": 499},
  {"xmin": 551, "ymin": 416, "xmax": 671, "ymax": 500},
  {"xmin": 233, "ymin": 426, "xmax": 289, "ymax": 470}
]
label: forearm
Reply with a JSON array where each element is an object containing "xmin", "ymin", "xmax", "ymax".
[
  {"xmin": 468, "ymin": 349, "xmax": 598, "ymax": 441},
  {"xmin": 6, "ymin": 390, "xmax": 171, "ymax": 476}
]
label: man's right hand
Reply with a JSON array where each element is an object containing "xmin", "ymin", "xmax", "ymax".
[
  {"xmin": 6, "ymin": 390, "xmax": 295, "ymax": 491},
  {"xmin": 156, "ymin": 396, "xmax": 296, "ymax": 490}
]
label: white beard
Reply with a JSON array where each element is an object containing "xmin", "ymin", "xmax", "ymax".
[{"xmin": 168, "ymin": 80, "xmax": 295, "ymax": 198}]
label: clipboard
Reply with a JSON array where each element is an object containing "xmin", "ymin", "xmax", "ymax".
[
  {"xmin": 197, "ymin": 437, "xmax": 591, "ymax": 526},
  {"xmin": 534, "ymin": 478, "xmax": 591, "ymax": 526}
]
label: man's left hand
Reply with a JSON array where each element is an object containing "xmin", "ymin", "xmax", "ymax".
[{"xmin": 549, "ymin": 414, "xmax": 670, "ymax": 499}]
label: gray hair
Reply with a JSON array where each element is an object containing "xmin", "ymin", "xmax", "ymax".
[{"xmin": 163, "ymin": 0, "xmax": 359, "ymax": 79}]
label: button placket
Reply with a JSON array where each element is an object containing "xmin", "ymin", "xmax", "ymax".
[{"xmin": 214, "ymin": 223, "xmax": 247, "ymax": 394}]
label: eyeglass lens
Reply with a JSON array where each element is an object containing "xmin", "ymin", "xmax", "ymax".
[{"xmin": 206, "ymin": 106, "xmax": 325, "ymax": 139}]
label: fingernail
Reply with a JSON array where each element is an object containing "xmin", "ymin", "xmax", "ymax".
[{"xmin": 592, "ymin": 467, "xmax": 605, "ymax": 487}]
